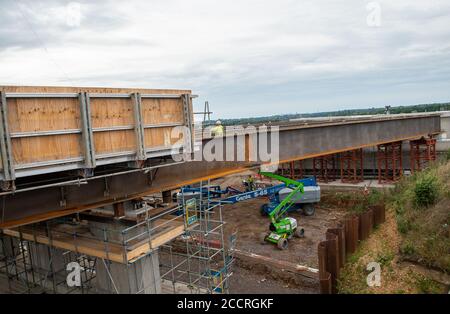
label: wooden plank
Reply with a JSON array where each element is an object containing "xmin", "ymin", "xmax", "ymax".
[
  {"xmin": 93, "ymin": 130, "xmax": 136, "ymax": 155},
  {"xmin": 3, "ymin": 228, "xmax": 125, "ymax": 263},
  {"xmin": 126, "ymin": 218, "xmax": 187, "ymax": 262},
  {"xmin": 12, "ymin": 135, "xmax": 82, "ymax": 164},
  {"xmin": 3, "ymin": 217, "xmax": 188, "ymax": 264},
  {"xmin": 141, "ymin": 98, "xmax": 184, "ymax": 125},
  {"xmin": 90, "ymin": 98, "xmax": 134, "ymax": 128},
  {"xmin": 144, "ymin": 127, "xmax": 182, "ymax": 149},
  {"xmin": 1, "ymin": 85, "xmax": 191, "ymax": 95},
  {"xmin": 6, "ymin": 96, "xmax": 83, "ymax": 165},
  {"xmin": 7, "ymin": 97, "xmax": 81, "ymax": 132}
]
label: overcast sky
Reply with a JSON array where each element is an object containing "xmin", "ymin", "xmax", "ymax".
[{"xmin": 1, "ymin": 0, "xmax": 450, "ymax": 119}]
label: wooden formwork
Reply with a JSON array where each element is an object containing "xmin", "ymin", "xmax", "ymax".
[
  {"xmin": 0, "ymin": 86, "xmax": 194, "ymax": 186},
  {"xmin": 2, "ymin": 216, "xmax": 188, "ymax": 264}
]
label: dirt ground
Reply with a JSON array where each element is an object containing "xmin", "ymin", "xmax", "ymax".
[
  {"xmin": 214, "ymin": 173, "xmax": 349, "ymax": 293},
  {"xmin": 223, "ymin": 198, "xmax": 346, "ymax": 268},
  {"xmin": 229, "ymin": 266, "xmax": 317, "ymax": 294}
]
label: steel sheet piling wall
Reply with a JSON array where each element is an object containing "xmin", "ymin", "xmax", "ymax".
[{"xmin": 318, "ymin": 203, "xmax": 386, "ymax": 294}]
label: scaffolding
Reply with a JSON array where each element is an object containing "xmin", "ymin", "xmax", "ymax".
[
  {"xmin": 0, "ymin": 181, "xmax": 232, "ymax": 294},
  {"xmin": 377, "ymin": 141, "xmax": 403, "ymax": 183},
  {"xmin": 159, "ymin": 179, "xmax": 233, "ymax": 294},
  {"xmin": 313, "ymin": 154, "xmax": 337, "ymax": 182},
  {"xmin": 410, "ymin": 137, "xmax": 437, "ymax": 174},
  {"xmin": 277, "ymin": 160, "xmax": 303, "ymax": 179},
  {"xmin": 340, "ymin": 149, "xmax": 364, "ymax": 183},
  {"xmin": 0, "ymin": 225, "xmax": 97, "ymax": 294}
]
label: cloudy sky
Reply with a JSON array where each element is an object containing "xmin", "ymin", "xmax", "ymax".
[{"xmin": 1, "ymin": 0, "xmax": 450, "ymax": 118}]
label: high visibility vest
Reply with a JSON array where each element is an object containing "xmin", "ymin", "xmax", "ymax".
[{"xmin": 211, "ymin": 125, "xmax": 224, "ymax": 136}]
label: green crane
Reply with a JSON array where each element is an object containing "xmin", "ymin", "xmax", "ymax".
[{"xmin": 259, "ymin": 171, "xmax": 306, "ymax": 250}]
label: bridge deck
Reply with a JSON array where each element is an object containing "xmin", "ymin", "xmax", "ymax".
[{"xmin": 0, "ymin": 113, "xmax": 441, "ymax": 228}]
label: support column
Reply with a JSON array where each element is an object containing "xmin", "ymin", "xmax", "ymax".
[
  {"xmin": 88, "ymin": 220, "xmax": 162, "ymax": 294},
  {"xmin": 162, "ymin": 190, "xmax": 172, "ymax": 204},
  {"xmin": 113, "ymin": 202, "xmax": 125, "ymax": 218},
  {"xmin": 94, "ymin": 252, "xmax": 161, "ymax": 294},
  {"xmin": 278, "ymin": 160, "xmax": 303, "ymax": 179},
  {"xmin": 313, "ymin": 154, "xmax": 337, "ymax": 182},
  {"xmin": 410, "ymin": 137, "xmax": 437, "ymax": 174},
  {"xmin": 377, "ymin": 141, "xmax": 403, "ymax": 183},
  {"xmin": 28, "ymin": 242, "xmax": 66, "ymax": 275},
  {"xmin": 340, "ymin": 149, "xmax": 364, "ymax": 183}
]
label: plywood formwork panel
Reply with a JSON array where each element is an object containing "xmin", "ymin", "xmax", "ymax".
[
  {"xmin": 141, "ymin": 98, "xmax": 184, "ymax": 125},
  {"xmin": 12, "ymin": 135, "xmax": 82, "ymax": 164},
  {"xmin": 144, "ymin": 127, "xmax": 183, "ymax": 149},
  {"xmin": 90, "ymin": 98, "xmax": 134, "ymax": 128},
  {"xmin": 5, "ymin": 96, "xmax": 83, "ymax": 165},
  {"xmin": 0, "ymin": 85, "xmax": 193, "ymax": 180},
  {"xmin": 94, "ymin": 130, "xmax": 136, "ymax": 155},
  {"xmin": 2, "ymin": 85, "xmax": 191, "ymax": 95},
  {"xmin": 7, "ymin": 97, "xmax": 81, "ymax": 132}
]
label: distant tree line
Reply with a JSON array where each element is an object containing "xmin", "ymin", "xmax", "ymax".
[{"xmin": 204, "ymin": 102, "xmax": 450, "ymax": 126}]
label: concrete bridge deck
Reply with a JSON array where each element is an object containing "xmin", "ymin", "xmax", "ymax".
[{"xmin": 0, "ymin": 113, "xmax": 441, "ymax": 228}]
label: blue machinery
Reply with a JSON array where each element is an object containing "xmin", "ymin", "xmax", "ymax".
[{"xmin": 177, "ymin": 176, "xmax": 320, "ymax": 216}]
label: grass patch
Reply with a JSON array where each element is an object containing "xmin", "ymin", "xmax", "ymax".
[
  {"xmin": 338, "ymin": 161, "xmax": 450, "ymax": 294},
  {"xmin": 376, "ymin": 251, "xmax": 395, "ymax": 267},
  {"xmin": 414, "ymin": 173, "xmax": 439, "ymax": 207},
  {"xmin": 388, "ymin": 162, "xmax": 450, "ymax": 273},
  {"xmin": 415, "ymin": 275, "xmax": 443, "ymax": 294}
]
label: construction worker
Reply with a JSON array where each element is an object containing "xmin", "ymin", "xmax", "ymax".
[
  {"xmin": 211, "ymin": 120, "xmax": 224, "ymax": 137},
  {"xmin": 244, "ymin": 175, "xmax": 255, "ymax": 192}
]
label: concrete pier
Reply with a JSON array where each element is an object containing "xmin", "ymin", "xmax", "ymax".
[{"xmin": 94, "ymin": 252, "xmax": 161, "ymax": 294}]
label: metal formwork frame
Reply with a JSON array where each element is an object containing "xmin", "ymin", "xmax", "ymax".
[
  {"xmin": 409, "ymin": 137, "xmax": 436, "ymax": 174},
  {"xmin": 313, "ymin": 154, "xmax": 337, "ymax": 182},
  {"xmin": 79, "ymin": 92, "xmax": 96, "ymax": 169},
  {"xmin": 377, "ymin": 141, "xmax": 403, "ymax": 183},
  {"xmin": 0, "ymin": 92, "xmax": 195, "ymax": 182},
  {"xmin": 0, "ymin": 91, "xmax": 15, "ymax": 185},
  {"xmin": 278, "ymin": 160, "xmax": 303, "ymax": 179},
  {"xmin": 182, "ymin": 94, "xmax": 194, "ymax": 154},
  {"xmin": 132, "ymin": 93, "xmax": 146, "ymax": 161},
  {"xmin": 340, "ymin": 148, "xmax": 364, "ymax": 183}
]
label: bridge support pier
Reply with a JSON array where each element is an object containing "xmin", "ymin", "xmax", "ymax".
[
  {"xmin": 87, "ymin": 220, "xmax": 162, "ymax": 294},
  {"xmin": 340, "ymin": 149, "xmax": 364, "ymax": 183},
  {"xmin": 278, "ymin": 160, "xmax": 303, "ymax": 179},
  {"xmin": 94, "ymin": 252, "xmax": 161, "ymax": 294},
  {"xmin": 162, "ymin": 190, "xmax": 172, "ymax": 204},
  {"xmin": 410, "ymin": 137, "xmax": 437, "ymax": 174},
  {"xmin": 377, "ymin": 141, "xmax": 403, "ymax": 183},
  {"xmin": 313, "ymin": 154, "xmax": 337, "ymax": 182}
]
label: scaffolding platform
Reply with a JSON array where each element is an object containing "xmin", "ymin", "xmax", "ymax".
[
  {"xmin": 2, "ymin": 216, "xmax": 189, "ymax": 264},
  {"xmin": 0, "ymin": 180, "xmax": 233, "ymax": 294}
]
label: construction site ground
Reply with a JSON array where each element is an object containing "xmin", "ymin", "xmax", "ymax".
[{"xmin": 215, "ymin": 173, "xmax": 352, "ymax": 293}]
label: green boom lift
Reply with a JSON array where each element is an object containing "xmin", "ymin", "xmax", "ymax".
[{"xmin": 259, "ymin": 171, "xmax": 306, "ymax": 250}]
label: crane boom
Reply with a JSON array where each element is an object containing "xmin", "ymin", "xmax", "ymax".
[{"xmin": 259, "ymin": 172, "xmax": 304, "ymax": 222}]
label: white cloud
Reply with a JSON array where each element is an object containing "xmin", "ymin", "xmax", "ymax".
[{"xmin": 1, "ymin": 0, "xmax": 450, "ymax": 118}]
